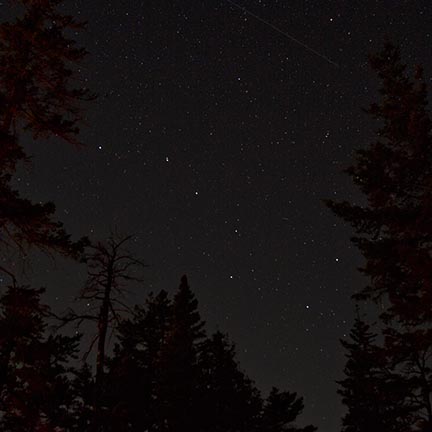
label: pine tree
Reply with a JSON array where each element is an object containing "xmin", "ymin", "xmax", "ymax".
[
  {"xmin": 337, "ymin": 310, "xmax": 414, "ymax": 432},
  {"xmin": 155, "ymin": 275, "xmax": 206, "ymax": 432},
  {"xmin": 325, "ymin": 42, "xmax": 432, "ymax": 324},
  {"xmin": 326, "ymin": 42, "xmax": 432, "ymax": 428},
  {"xmin": 0, "ymin": 0, "xmax": 93, "ymax": 275},
  {"xmin": 0, "ymin": 285, "xmax": 79, "ymax": 431},
  {"xmin": 107, "ymin": 290, "xmax": 172, "ymax": 431},
  {"xmin": 0, "ymin": 0, "xmax": 92, "ymax": 142},
  {"xmin": 196, "ymin": 331, "xmax": 262, "ymax": 432}
]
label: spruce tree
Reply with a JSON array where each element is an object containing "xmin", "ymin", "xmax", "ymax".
[
  {"xmin": 326, "ymin": 42, "xmax": 432, "ymax": 428},
  {"xmin": 155, "ymin": 275, "xmax": 206, "ymax": 432},
  {"xmin": 326, "ymin": 42, "xmax": 432, "ymax": 324},
  {"xmin": 337, "ymin": 310, "xmax": 413, "ymax": 432},
  {"xmin": 107, "ymin": 290, "xmax": 172, "ymax": 431}
]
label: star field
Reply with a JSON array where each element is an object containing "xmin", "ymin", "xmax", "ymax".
[{"xmin": 12, "ymin": 1, "xmax": 432, "ymax": 430}]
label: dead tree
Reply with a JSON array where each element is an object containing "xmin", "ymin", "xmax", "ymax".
[{"xmin": 64, "ymin": 234, "xmax": 146, "ymax": 430}]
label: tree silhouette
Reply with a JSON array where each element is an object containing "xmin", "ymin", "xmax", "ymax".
[
  {"xmin": 325, "ymin": 42, "xmax": 432, "ymax": 324},
  {"xmin": 81, "ymin": 235, "xmax": 145, "ymax": 430},
  {"xmin": 382, "ymin": 326, "xmax": 432, "ymax": 431},
  {"xmin": 338, "ymin": 308, "xmax": 414, "ymax": 432},
  {"xmin": 0, "ymin": 0, "xmax": 93, "ymax": 278},
  {"xmin": 0, "ymin": 285, "xmax": 79, "ymax": 431},
  {"xmin": 155, "ymin": 275, "xmax": 206, "ymax": 432},
  {"xmin": 326, "ymin": 42, "xmax": 432, "ymax": 429},
  {"xmin": 196, "ymin": 331, "xmax": 262, "ymax": 432},
  {"xmin": 107, "ymin": 290, "xmax": 172, "ymax": 431},
  {"xmin": 73, "ymin": 275, "xmax": 317, "ymax": 432},
  {"xmin": 62, "ymin": 234, "xmax": 145, "ymax": 431},
  {"xmin": 261, "ymin": 387, "xmax": 317, "ymax": 432},
  {"xmin": 0, "ymin": 0, "xmax": 92, "ymax": 142}
]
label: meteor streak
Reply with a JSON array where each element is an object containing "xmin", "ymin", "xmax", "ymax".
[{"xmin": 224, "ymin": 0, "xmax": 339, "ymax": 67}]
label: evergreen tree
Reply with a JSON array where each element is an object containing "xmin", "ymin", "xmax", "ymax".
[
  {"xmin": 325, "ymin": 42, "xmax": 432, "ymax": 324},
  {"xmin": 107, "ymin": 290, "xmax": 172, "ymax": 431},
  {"xmin": 326, "ymin": 42, "xmax": 432, "ymax": 428},
  {"xmin": 101, "ymin": 277, "xmax": 316, "ymax": 432},
  {"xmin": 196, "ymin": 331, "xmax": 262, "ymax": 432},
  {"xmin": 0, "ymin": 285, "xmax": 79, "ymax": 431},
  {"xmin": 337, "ymin": 310, "xmax": 414, "ymax": 432},
  {"xmin": 155, "ymin": 275, "xmax": 206, "ymax": 432},
  {"xmin": 0, "ymin": 0, "xmax": 93, "ymax": 275},
  {"xmin": 0, "ymin": 0, "xmax": 92, "ymax": 143}
]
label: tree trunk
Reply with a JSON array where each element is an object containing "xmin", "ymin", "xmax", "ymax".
[{"xmin": 93, "ymin": 263, "xmax": 113, "ymax": 431}]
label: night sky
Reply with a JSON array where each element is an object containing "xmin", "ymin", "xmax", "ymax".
[{"xmin": 10, "ymin": 1, "xmax": 431, "ymax": 430}]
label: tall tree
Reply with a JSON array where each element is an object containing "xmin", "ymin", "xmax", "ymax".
[
  {"xmin": 0, "ymin": 0, "xmax": 93, "ymax": 276},
  {"xmin": 326, "ymin": 42, "xmax": 432, "ymax": 429},
  {"xmin": 337, "ymin": 309, "xmax": 414, "ymax": 432},
  {"xmin": 325, "ymin": 42, "xmax": 432, "ymax": 324},
  {"xmin": 155, "ymin": 275, "xmax": 206, "ymax": 432},
  {"xmin": 70, "ymin": 234, "xmax": 145, "ymax": 430},
  {"xmin": 107, "ymin": 290, "xmax": 172, "ymax": 431},
  {"xmin": 0, "ymin": 285, "xmax": 79, "ymax": 431}
]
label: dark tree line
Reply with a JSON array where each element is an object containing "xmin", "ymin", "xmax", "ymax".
[{"xmin": 0, "ymin": 276, "xmax": 316, "ymax": 432}]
